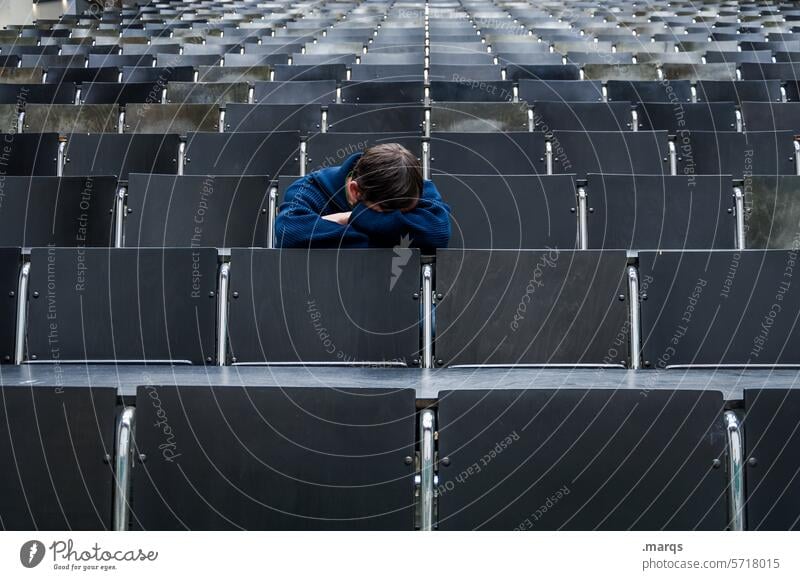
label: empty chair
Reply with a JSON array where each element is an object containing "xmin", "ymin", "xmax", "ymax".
[
  {"xmin": 122, "ymin": 65, "xmax": 196, "ymax": 83},
  {"xmin": 125, "ymin": 174, "xmax": 271, "ymax": 247},
  {"xmin": 0, "ymin": 83, "xmax": 75, "ymax": 105},
  {"xmin": 155, "ymin": 54, "xmax": 221, "ymax": 67},
  {"xmin": 1, "ymin": 67, "xmax": 44, "ymax": 84},
  {"xmin": 183, "ymin": 131, "xmax": 300, "ymax": 177},
  {"xmin": 225, "ymin": 104, "xmax": 321, "ymax": 134},
  {"xmin": 19, "ymin": 54, "xmax": 87, "ymax": 68},
  {"xmin": 429, "ymin": 80, "xmax": 514, "ymax": 102},
  {"xmin": 253, "ymin": 80, "xmax": 336, "ymax": 104},
  {"xmin": 430, "ymin": 102, "xmax": 529, "ymax": 132},
  {"xmin": 661, "ymin": 63, "xmax": 737, "ymax": 81},
  {"xmin": 360, "ymin": 53, "xmax": 424, "ymax": 66},
  {"xmin": 123, "ymin": 104, "xmax": 221, "ymax": 133},
  {"xmin": 430, "ymin": 132, "xmax": 546, "ymax": 175},
  {"xmin": 198, "ymin": 65, "xmax": 272, "ymax": 83},
  {"xmin": 272, "ymin": 63, "xmax": 347, "ymax": 81},
  {"xmin": 0, "ymin": 387, "xmax": 117, "ymax": 529},
  {"xmin": 79, "ymin": 82, "xmax": 159, "ymax": 105},
  {"xmin": 25, "ymin": 248, "xmax": 218, "ymax": 363},
  {"xmin": 22, "ymin": 104, "xmax": 118, "ymax": 133},
  {"xmin": 436, "ymin": 174, "xmax": 577, "ymax": 249},
  {"xmin": 224, "ymin": 53, "xmax": 288, "ymax": 67},
  {"xmin": 741, "ymin": 102, "xmax": 800, "ymax": 131},
  {"xmin": 340, "ymin": 80, "xmax": 424, "ymax": 103},
  {"xmin": 635, "ymin": 102, "xmax": 737, "ymax": 131},
  {"xmin": 166, "ymin": 82, "xmax": 250, "ymax": 105},
  {"xmin": 639, "ymin": 250, "xmax": 800, "ymax": 367},
  {"xmin": 740, "ymin": 62, "xmax": 800, "ymax": 80},
  {"xmin": 436, "ymin": 389, "xmax": 727, "ymax": 530},
  {"xmin": 0, "ymin": 176, "xmax": 116, "ymax": 246},
  {"xmin": 680, "ymin": 131, "xmax": 796, "ymax": 178},
  {"xmin": 585, "ymin": 174, "xmax": 735, "ymax": 250},
  {"xmin": 63, "ymin": 133, "xmax": 180, "ymax": 179},
  {"xmin": 88, "ymin": 53, "xmax": 153, "ymax": 68},
  {"xmin": 427, "ymin": 64, "xmax": 503, "ymax": 82},
  {"xmin": 583, "ymin": 63, "xmax": 660, "ymax": 81},
  {"xmin": 696, "ymin": 80, "xmax": 783, "ymax": 103},
  {"xmin": 743, "ymin": 389, "xmax": 800, "ymax": 530},
  {"xmin": 131, "ymin": 385, "xmax": 416, "ymax": 530},
  {"xmin": 291, "ymin": 54, "xmax": 358, "ymax": 66},
  {"xmin": 607, "ymin": 80, "xmax": 692, "ymax": 103},
  {"xmin": 435, "ymin": 249, "xmax": 629, "ymax": 366},
  {"xmin": 305, "ymin": 132, "xmax": 422, "ymax": 174},
  {"xmin": 504, "ymin": 63, "xmax": 580, "ymax": 82},
  {"xmin": 551, "ymin": 131, "xmax": 670, "ymax": 177},
  {"xmin": 744, "ymin": 176, "xmax": 800, "ymax": 249},
  {"xmin": 46, "ymin": 67, "xmax": 120, "ymax": 85},
  {"xmin": 0, "ymin": 133, "xmax": 59, "ymax": 175},
  {"xmin": 566, "ymin": 51, "xmax": 633, "ymax": 65},
  {"xmin": 349, "ymin": 64, "xmax": 424, "ymax": 81},
  {"xmin": 227, "ymin": 249, "xmax": 421, "ymax": 364},
  {"xmin": 326, "ymin": 104, "xmax": 425, "ymax": 133},
  {"xmin": 532, "ymin": 102, "xmax": 632, "ymax": 131},
  {"xmin": 635, "ymin": 52, "xmax": 703, "ymax": 65},
  {"xmin": 519, "ymin": 80, "xmax": 603, "ymax": 102}
]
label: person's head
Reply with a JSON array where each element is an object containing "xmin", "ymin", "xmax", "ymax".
[{"xmin": 346, "ymin": 143, "xmax": 422, "ymax": 212}]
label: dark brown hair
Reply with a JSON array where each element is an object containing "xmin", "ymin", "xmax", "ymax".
[{"xmin": 351, "ymin": 143, "xmax": 422, "ymax": 212}]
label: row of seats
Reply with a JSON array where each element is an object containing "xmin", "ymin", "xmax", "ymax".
[
  {"xmin": 1, "ymin": 384, "xmax": 796, "ymax": 530},
  {"xmin": 1, "ymin": 247, "xmax": 799, "ymax": 367}
]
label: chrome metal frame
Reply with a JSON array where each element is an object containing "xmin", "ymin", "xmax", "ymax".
[
  {"xmin": 733, "ymin": 186, "xmax": 746, "ymax": 249},
  {"xmin": 668, "ymin": 138, "xmax": 677, "ymax": 175},
  {"xmin": 631, "ymin": 108, "xmax": 639, "ymax": 131},
  {"xmin": 724, "ymin": 410, "xmax": 746, "ymax": 531},
  {"xmin": 218, "ymin": 108, "xmax": 225, "ymax": 133},
  {"xmin": 216, "ymin": 262, "xmax": 230, "ymax": 366},
  {"xmin": 114, "ymin": 185, "xmax": 126, "ymax": 248},
  {"xmin": 422, "ymin": 140, "xmax": 430, "ymax": 180},
  {"xmin": 177, "ymin": 140, "xmax": 186, "ymax": 175},
  {"xmin": 577, "ymin": 185, "xmax": 588, "ymax": 249},
  {"xmin": 113, "ymin": 407, "xmax": 136, "ymax": 531},
  {"xmin": 545, "ymin": 140, "xmax": 553, "ymax": 174},
  {"xmin": 14, "ymin": 261, "xmax": 30, "ymax": 365},
  {"xmin": 299, "ymin": 140, "xmax": 307, "ymax": 176},
  {"xmin": 56, "ymin": 139, "xmax": 66, "ymax": 177},
  {"xmin": 627, "ymin": 266, "xmax": 641, "ymax": 370},
  {"xmin": 267, "ymin": 185, "xmax": 278, "ymax": 249},
  {"xmin": 419, "ymin": 409, "xmax": 436, "ymax": 531},
  {"xmin": 794, "ymin": 138, "xmax": 800, "ymax": 176},
  {"xmin": 422, "ymin": 264, "xmax": 433, "ymax": 369}
]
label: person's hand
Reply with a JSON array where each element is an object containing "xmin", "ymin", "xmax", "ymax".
[{"xmin": 322, "ymin": 212, "xmax": 351, "ymax": 225}]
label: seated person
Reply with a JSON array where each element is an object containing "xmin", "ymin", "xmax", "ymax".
[{"xmin": 275, "ymin": 143, "xmax": 450, "ymax": 249}]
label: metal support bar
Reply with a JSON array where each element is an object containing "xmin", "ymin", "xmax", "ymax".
[
  {"xmin": 631, "ymin": 108, "xmax": 638, "ymax": 131},
  {"xmin": 545, "ymin": 140, "xmax": 553, "ymax": 175},
  {"xmin": 577, "ymin": 186, "xmax": 588, "ymax": 250},
  {"xmin": 216, "ymin": 262, "xmax": 230, "ymax": 366},
  {"xmin": 218, "ymin": 108, "xmax": 225, "ymax": 133},
  {"xmin": 114, "ymin": 186, "xmax": 126, "ymax": 248},
  {"xmin": 424, "ymin": 108, "xmax": 431, "ymax": 137},
  {"xmin": 668, "ymin": 138, "xmax": 677, "ymax": 175},
  {"xmin": 17, "ymin": 111, "xmax": 24, "ymax": 134},
  {"xmin": 724, "ymin": 410, "xmax": 746, "ymax": 531},
  {"xmin": 733, "ymin": 186, "xmax": 746, "ymax": 250},
  {"xmin": 14, "ymin": 261, "xmax": 30, "ymax": 365},
  {"xmin": 794, "ymin": 138, "xmax": 800, "ymax": 176},
  {"xmin": 267, "ymin": 185, "xmax": 278, "ymax": 249},
  {"xmin": 56, "ymin": 139, "xmax": 66, "ymax": 177},
  {"xmin": 419, "ymin": 409, "xmax": 436, "ymax": 531},
  {"xmin": 113, "ymin": 407, "xmax": 136, "ymax": 531},
  {"xmin": 422, "ymin": 264, "xmax": 433, "ymax": 369},
  {"xmin": 177, "ymin": 140, "xmax": 186, "ymax": 176},
  {"xmin": 627, "ymin": 266, "xmax": 641, "ymax": 370},
  {"xmin": 299, "ymin": 140, "xmax": 307, "ymax": 176},
  {"xmin": 422, "ymin": 140, "xmax": 430, "ymax": 180}
]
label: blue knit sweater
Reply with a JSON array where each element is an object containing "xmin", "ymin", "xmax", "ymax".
[{"xmin": 275, "ymin": 153, "xmax": 451, "ymax": 250}]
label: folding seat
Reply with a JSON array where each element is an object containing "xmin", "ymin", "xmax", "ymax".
[
  {"xmin": 79, "ymin": 82, "xmax": 161, "ymax": 105},
  {"xmin": 494, "ymin": 53, "xmax": 564, "ymax": 66},
  {"xmin": 131, "ymin": 385, "xmax": 416, "ymax": 530},
  {"xmin": 306, "ymin": 42, "xmax": 365, "ymax": 56},
  {"xmin": 123, "ymin": 43, "xmax": 180, "ymax": 55},
  {"xmin": 436, "ymin": 388, "xmax": 727, "ymax": 530},
  {"xmin": 532, "ymin": 102, "xmax": 632, "ymax": 132},
  {"xmin": 45, "ymin": 66, "xmax": 120, "ymax": 85},
  {"xmin": 19, "ymin": 54, "xmax": 87, "ymax": 68},
  {"xmin": 427, "ymin": 53, "xmax": 496, "ymax": 66},
  {"xmin": 123, "ymin": 104, "xmax": 221, "ymax": 133},
  {"xmin": 349, "ymin": 64, "xmax": 424, "ymax": 81},
  {"xmin": 0, "ymin": 45, "xmax": 60, "ymax": 57},
  {"xmin": 182, "ymin": 131, "xmax": 300, "ymax": 177},
  {"xmin": 0, "ymin": 385, "xmax": 117, "ymax": 528},
  {"xmin": 305, "ymin": 132, "xmax": 422, "ymax": 174},
  {"xmin": 679, "ymin": 40, "xmax": 740, "ymax": 53},
  {"xmin": 87, "ymin": 53, "xmax": 154, "ymax": 68},
  {"xmin": 741, "ymin": 102, "xmax": 800, "ymax": 131},
  {"xmin": 740, "ymin": 62, "xmax": 799, "ymax": 81},
  {"xmin": 583, "ymin": 63, "xmax": 660, "ymax": 81},
  {"xmin": 744, "ymin": 176, "xmax": 800, "ymax": 249},
  {"xmin": 585, "ymin": 174, "xmax": 735, "ymax": 250},
  {"xmin": 198, "ymin": 65, "xmax": 272, "ymax": 83},
  {"xmin": 63, "ymin": 133, "xmax": 180, "ymax": 179},
  {"xmin": 679, "ymin": 131, "xmax": 796, "ymax": 178},
  {"xmin": 272, "ymin": 63, "xmax": 347, "ymax": 81},
  {"xmin": 25, "ymin": 248, "xmax": 218, "ymax": 363},
  {"xmin": 435, "ymin": 249, "xmax": 629, "ymax": 365},
  {"xmin": 122, "ymin": 65, "xmax": 196, "ymax": 83},
  {"xmin": 290, "ymin": 53, "xmax": 359, "ymax": 66},
  {"xmin": 224, "ymin": 104, "xmax": 321, "ymax": 134},
  {"xmin": 22, "ymin": 104, "xmax": 119, "ymax": 133},
  {"xmin": 429, "ymin": 79, "xmax": 513, "ymax": 103},
  {"xmin": 125, "ymin": 174, "xmax": 271, "ymax": 247},
  {"xmin": 223, "ymin": 53, "xmax": 288, "ymax": 67},
  {"xmin": 0, "ymin": 133, "xmax": 59, "ymax": 175},
  {"xmin": 519, "ymin": 79, "xmax": 603, "ymax": 102},
  {"xmin": 634, "ymin": 52, "xmax": 703, "ymax": 65},
  {"xmin": 428, "ymin": 64, "xmax": 503, "ymax": 82},
  {"xmin": 0, "ymin": 83, "xmax": 75, "ymax": 105},
  {"xmin": 253, "ymin": 80, "xmax": 336, "ymax": 104},
  {"xmin": 0, "ymin": 67, "xmax": 43, "ymax": 84},
  {"xmin": 635, "ymin": 102, "xmax": 738, "ymax": 132},
  {"xmin": 0, "ymin": 176, "xmax": 117, "ymax": 246},
  {"xmin": 565, "ymin": 52, "xmax": 633, "ymax": 65},
  {"xmin": 436, "ymin": 174, "xmax": 577, "ymax": 249},
  {"xmin": 155, "ymin": 54, "xmax": 222, "ymax": 67},
  {"xmin": 326, "ymin": 104, "xmax": 425, "ymax": 133},
  {"xmin": 696, "ymin": 80, "xmax": 783, "ymax": 103},
  {"xmin": 661, "ymin": 63, "xmax": 737, "ymax": 82},
  {"xmin": 705, "ymin": 50, "xmax": 774, "ymax": 64},
  {"xmin": 775, "ymin": 52, "xmax": 800, "ymax": 63},
  {"xmin": 551, "ymin": 131, "xmax": 670, "ymax": 178},
  {"xmin": 430, "ymin": 102, "xmax": 529, "ymax": 133},
  {"xmin": 340, "ymin": 80, "xmax": 424, "ymax": 103},
  {"xmin": 0, "ymin": 55, "xmax": 21, "ymax": 68},
  {"xmin": 743, "ymin": 389, "xmax": 800, "ymax": 530},
  {"xmin": 607, "ymin": 80, "xmax": 692, "ymax": 103},
  {"xmin": 639, "ymin": 250, "xmax": 800, "ymax": 367},
  {"xmin": 166, "ymin": 81, "xmax": 249, "ymax": 105},
  {"xmin": 359, "ymin": 53, "xmax": 424, "ymax": 65},
  {"xmin": 504, "ymin": 63, "xmax": 580, "ymax": 81},
  {"xmin": 429, "ymin": 132, "xmax": 546, "ymax": 175},
  {"xmin": 182, "ymin": 43, "xmax": 241, "ymax": 55}
]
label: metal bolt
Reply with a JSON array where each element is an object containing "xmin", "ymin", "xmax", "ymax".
[
  {"xmin": 412, "ymin": 292, "xmax": 419, "ymax": 300},
  {"xmin": 712, "ymin": 458, "xmax": 721, "ymax": 469},
  {"xmin": 641, "ymin": 293, "xmax": 648, "ymax": 300},
  {"xmin": 441, "ymin": 456, "xmax": 451, "ymax": 466},
  {"xmin": 31, "ymin": 354, "xmax": 37, "ymax": 360},
  {"xmin": 232, "ymin": 291, "xmax": 239, "ymax": 299},
  {"xmin": 208, "ymin": 291, "xmax": 215, "ymax": 297},
  {"xmin": 727, "ymin": 208, "xmax": 733, "ymax": 214},
  {"xmin": 589, "ymin": 207, "xmax": 594, "ymax": 213},
  {"xmin": 411, "ymin": 358, "xmax": 419, "ymax": 366},
  {"xmin": 436, "ymin": 358, "xmax": 443, "ymax": 366},
  {"xmin": 404, "ymin": 456, "xmax": 413, "ymax": 465},
  {"xmin": 8, "ymin": 291, "xmax": 13, "ymax": 297},
  {"xmin": 127, "ymin": 208, "xmax": 133, "ymax": 213},
  {"xmin": 618, "ymin": 294, "xmax": 625, "ymax": 301},
  {"xmin": 436, "ymin": 293, "xmax": 443, "ymax": 300},
  {"xmin": 644, "ymin": 360, "xmax": 651, "ymax": 367},
  {"xmin": 103, "ymin": 453, "xmax": 112, "ymax": 464},
  {"xmin": 33, "ymin": 291, "xmax": 39, "ymax": 298},
  {"xmin": 570, "ymin": 207, "xmax": 576, "ymax": 213},
  {"xmin": 206, "ymin": 356, "xmax": 212, "ymax": 363},
  {"xmin": 261, "ymin": 208, "xmax": 267, "ymax": 214},
  {"xmin": 138, "ymin": 453, "xmax": 147, "ymax": 462},
  {"xmin": 231, "ymin": 357, "xmax": 237, "ymax": 363},
  {"xmin": 748, "ymin": 457, "xmax": 758, "ymax": 467}
]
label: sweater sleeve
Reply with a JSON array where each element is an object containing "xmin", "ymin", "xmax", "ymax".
[
  {"xmin": 275, "ymin": 176, "xmax": 370, "ymax": 248},
  {"xmin": 348, "ymin": 180, "xmax": 451, "ymax": 250}
]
